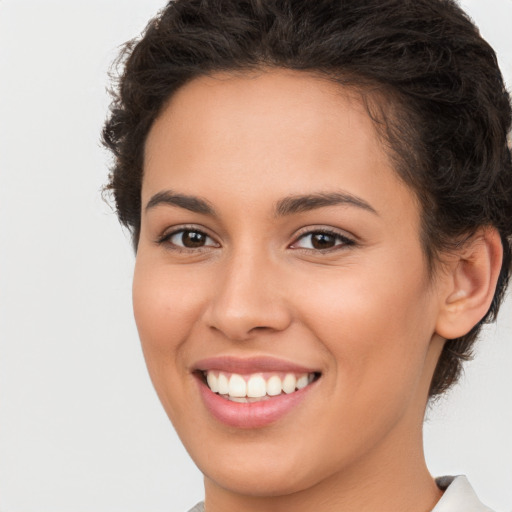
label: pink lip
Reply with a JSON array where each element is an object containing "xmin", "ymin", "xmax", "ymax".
[
  {"xmin": 193, "ymin": 355, "xmax": 318, "ymax": 374},
  {"xmin": 193, "ymin": 356, "xmax": 320, "ymax": 429},
  {"xmin": 197, "ymin": 378, "xmax": 315, "ymax": 428}
]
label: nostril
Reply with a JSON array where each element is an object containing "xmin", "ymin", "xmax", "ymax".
[{"xmin": 250, "ymin": 325, "xmax": 274, "ymax": 332}]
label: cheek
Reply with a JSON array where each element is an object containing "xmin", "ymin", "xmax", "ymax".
[
  {"xmin": 284, "ymin": 264, "xmax": 437, "ymax": 475},
  {"xmin": 132, "ymin": 259, "xmax": 205, "ymax": 375},
  {"xmin": 132, "ymin": 259, "xmax": 215, "ymax": 428},
  {"xmin": 298, "ymin": 253, "xmax": 436, "ymax": 403}
]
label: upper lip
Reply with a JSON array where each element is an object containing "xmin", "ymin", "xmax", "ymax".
[{"xmin": 193, "ymin": 356, "xmax": 320, "ymax": 375}]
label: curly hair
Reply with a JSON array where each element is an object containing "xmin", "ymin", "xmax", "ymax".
[{"xmin": 102, "ymin": 0, "xmax": 512, "ymax": 398}]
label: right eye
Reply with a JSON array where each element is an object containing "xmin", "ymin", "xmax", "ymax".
[{"xmin": 161, "ymin": 229, "xmax": 219, "ymax": 250}]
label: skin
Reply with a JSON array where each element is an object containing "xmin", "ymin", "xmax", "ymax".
[{"xmin": 133, "ymin": 69, "xmax": 501, "ymax": 512}]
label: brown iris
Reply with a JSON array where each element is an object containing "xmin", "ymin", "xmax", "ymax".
[
  {"xmin": 310, "ymin": 232, "xmax": 336, "ymax": 250},
  {"xmin": 180, "ymin": 230, "xmax": 207, "ymax": 248}
]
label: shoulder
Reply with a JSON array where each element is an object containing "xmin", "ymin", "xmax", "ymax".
[{"xmin": 432, "ymin": 476, "xmax": 495, "ymax": 512}]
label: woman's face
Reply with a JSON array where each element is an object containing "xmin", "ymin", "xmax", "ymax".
[{"xmin": 135, "ymin": 70, "xmax": 446, "ymax": 497}]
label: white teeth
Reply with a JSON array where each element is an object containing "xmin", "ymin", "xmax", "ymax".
[
  {"xmin": 282, "ymin": 373, "xmax": 297, "ymax": 394},
  {"xmin": 217, "ymin": 373, "xmax": 229, "ymax": 395},
  {"xmin": 229, "ymin": 396, "xmax": 248, "ymax": 403},
  {"xmin": 266, "ymin": 375, "xmax": 282, "ymax": 396},
  {"xmin": 247, "ymin": 375, "xmax": 267, "ymax": 398},
  {"xmin": 296, "ymin": 374, "xmax": 309, "ymax": 390},
  {"xmin": 204, "ymin": 370, "xmax": 316, "ymax": 399},
  {"xmin": 228, "ymin": 374, "xmax": 247, "ymax": 398},
  {"xmin": 206, "ymin": 372, "xmax": 219, "ymax": 393}
]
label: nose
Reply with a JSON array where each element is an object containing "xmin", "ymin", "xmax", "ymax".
[{"xmin": 203, "ymin": 249, "xmax": 293, "ymax": 341}]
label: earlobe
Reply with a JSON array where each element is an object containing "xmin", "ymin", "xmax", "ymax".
[{"xmin": 435, "ymin": 228, "xmax": 503, "ymax": 340}]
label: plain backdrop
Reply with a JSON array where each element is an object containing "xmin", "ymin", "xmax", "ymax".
[{"xmin": 0, "ymin": 1, "xmax": 511, "ymax": 511}]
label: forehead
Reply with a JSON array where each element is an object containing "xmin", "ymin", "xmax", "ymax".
[
  {"xmin": 143, "ymin": 69, "xmax": 416, "ymax": 223},
  {"xmin": 145, "ymin": 70, "xmax": 387, "ymax": 174}
]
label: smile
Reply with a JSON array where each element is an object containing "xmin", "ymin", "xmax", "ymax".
[
  {"xmin": 194, "ymin": 357, "xmax": 321, "ymax": 428},
  {"xmin": 204, "ymin": 370, "xmax": 317, "ymax": 402}
]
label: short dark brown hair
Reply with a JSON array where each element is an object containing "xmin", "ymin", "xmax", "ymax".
[{"xmin": 103, "ymin": 0, "xmax": 512, "ymax": 397}]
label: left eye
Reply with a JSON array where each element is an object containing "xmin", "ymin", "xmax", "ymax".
[
  {"xmin": 292, "ymin": 231, "xmax": 353, "ymax": 251},
  {"xmin": 167, "ymin": 229, "xmax": 218, "ymax": 249}
]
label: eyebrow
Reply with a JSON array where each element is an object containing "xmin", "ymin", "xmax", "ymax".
[
  {"xmin": 145, "ymin": 190, "xmax": 216, "ymax": 216},
  {"xmin": 275, "ymin": 192, "xmax": 378, "ymax": 217},
  {"xmin": 145, "ymin": 189, "xmax": 377, "ymax": 217}
]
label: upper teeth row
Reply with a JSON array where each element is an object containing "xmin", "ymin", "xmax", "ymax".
[{"xmin": 205, "ymin": 371, "xmax": 314, "ymax": 398}]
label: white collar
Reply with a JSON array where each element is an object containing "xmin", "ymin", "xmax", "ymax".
[{"xmin": 432, "ymin": 476, "xmax": 494, "ymax": 512}]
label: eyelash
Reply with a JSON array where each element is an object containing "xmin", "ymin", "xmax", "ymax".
[
  {"xmin": 156, "ymin": 227, "xmax": 355, "ymax": 253},
  {"xmin": 290, "ymin": 229, "xmax": 356, "ymax": 252},
  {"xmin": 156, "ymin": 226, "xmax": 219, "ymax": 252}
]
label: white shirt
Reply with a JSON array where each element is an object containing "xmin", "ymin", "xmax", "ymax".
[{"xmin": 433, "ymin": 475, "xmax": 494, "ymax": 512}]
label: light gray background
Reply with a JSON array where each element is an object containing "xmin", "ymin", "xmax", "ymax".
[{"xmin": 0, "ymin": 1, "xmax": 511, "ymax": 511}]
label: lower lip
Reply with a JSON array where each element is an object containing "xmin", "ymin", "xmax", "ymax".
[{"xmin": 196, "ymin": 377, "xmax": 316, "ymax": 429}]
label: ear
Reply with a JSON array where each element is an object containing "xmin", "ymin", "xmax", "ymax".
[{"xmin": 435, "ymin": 227, "xmax": 503, "ymax": 340}]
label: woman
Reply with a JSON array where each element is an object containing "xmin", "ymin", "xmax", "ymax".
[{"xmin": 102, "ymin": 0, "xmax": 512, "ymax": 510}]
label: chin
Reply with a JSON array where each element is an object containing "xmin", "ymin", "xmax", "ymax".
[
  {"xmin": 184, "ymin": 427, "xmax": 340, "ymax": 498},
  {"xmin": 201, "ymin": 460, "xmax": 321, "ymax": 498}
]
